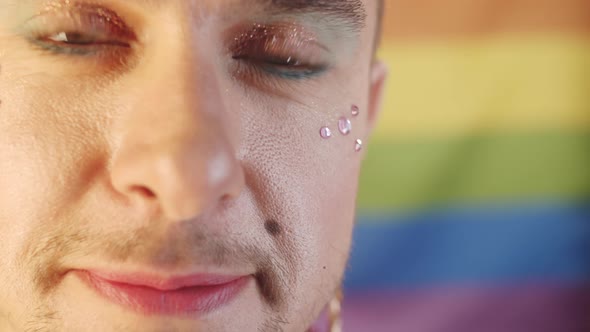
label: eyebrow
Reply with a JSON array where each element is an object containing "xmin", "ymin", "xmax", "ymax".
[
  {"xmin": 263, "ymin": 0, "xmax": 367, "ymax": 31},
  {"xmin": 21, "ymin": 0, "xmax": 367, "ymax": 31}
]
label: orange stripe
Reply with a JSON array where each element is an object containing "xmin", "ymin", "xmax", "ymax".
[{"xmin": 381, "ymin": 0, "xmax": 590, "ymax": 41}]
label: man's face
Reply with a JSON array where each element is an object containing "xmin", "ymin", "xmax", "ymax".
[{"xmin": 0, "ymin": 0, "xmax": 385, "ymax": 331}]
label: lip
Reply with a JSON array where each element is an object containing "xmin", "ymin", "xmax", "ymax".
[{"xmin": 75, "ymin": 270, "xmax": 251, "ymax": 317}]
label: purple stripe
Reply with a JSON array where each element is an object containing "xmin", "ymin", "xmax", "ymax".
[{"xmin": 342, "ymin": 283, "xmax": 590, "ymax": 332}]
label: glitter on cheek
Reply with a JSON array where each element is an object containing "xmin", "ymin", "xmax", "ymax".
[{"xmin": 351, "ymin": 105, "xmax": 360, "ymax": 117}]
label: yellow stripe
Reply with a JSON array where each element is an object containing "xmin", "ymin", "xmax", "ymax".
[{"xmin": 373, "ymin": 34, "xmax": 590, "ymax": 141}]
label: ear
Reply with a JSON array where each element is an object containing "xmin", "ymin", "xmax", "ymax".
[{"xmin": 366, "ymin": 60, "xmax": 388, "ymax": 134}]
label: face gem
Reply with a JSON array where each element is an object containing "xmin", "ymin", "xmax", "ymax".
[
  {"xmin": 338, "ymin": 117, "xmax": 351, "ymax": 135},
  {"xmin": 351, "ymin": 105, "xmax": 360, "ymax": 117},
  {"xmin": 320, "ymin": 126, "xmax": 332, "ymax": 139},
  {"xmin": 355, "ymin": 139, "xmax": 363, "ymax": 152}
]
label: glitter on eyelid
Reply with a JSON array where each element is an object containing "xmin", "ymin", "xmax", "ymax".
[
  {"xmin": 41, "ymin": 0, "xmax": 69, "ymax": 11},
  {"xmin": 229, "ymin": 22, "xmax": 324, "ymax": 71},
  {"xmin": 40, "ymin": 0, "xmax": 78, "ymax": 14},
  {"xmin": 233, "ymin": 22, "xmax": 318, "ymax": 49},
  {"xmin": 36, "ymin": 0, "xmax": 131, "ymax": 34}
]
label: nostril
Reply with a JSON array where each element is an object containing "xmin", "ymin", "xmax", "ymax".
[
  {"xmin": 220, "ymin": 193, "xmax": 235, "ymax": 204},
  {"xmin": 130, "ymin": 185, "xmax": 157, "ymax": 199}
]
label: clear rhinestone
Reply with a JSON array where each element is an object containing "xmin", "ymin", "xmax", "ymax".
[
  {"xmin": 338, "ymin": 117, "xmax": 352, "ymax": 135},
  {"xmin": 320, "ymin": 127, "xmax": 332, "ymax": 139}
]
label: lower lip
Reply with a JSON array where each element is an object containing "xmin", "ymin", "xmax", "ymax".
[{"xmin": 76, "ymin": 271, "xmax": 250, "ymax": 317}]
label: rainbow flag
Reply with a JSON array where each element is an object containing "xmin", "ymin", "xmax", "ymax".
[{"xmin": 344, "ymin": 1, "xmax": 590, "ymax": 331}]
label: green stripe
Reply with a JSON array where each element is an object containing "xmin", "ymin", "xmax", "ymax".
[{"xmin": 357, "ymin": 131, "xmax": 590, "ymax": 213}]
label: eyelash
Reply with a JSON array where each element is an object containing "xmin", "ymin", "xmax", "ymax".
[
  {"xmin": 27, "ymin": 9, "xmax": 330, "ymax": 81},
  {"xmin": 228, "ymin": 25, "xmax": 329, "ymax": 80},
  {"xmin": 231, "ymin": 50, "xmax": 328, "ymax": 80}
]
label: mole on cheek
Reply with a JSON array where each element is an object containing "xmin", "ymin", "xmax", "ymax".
[{"xmin": 264, "ymin": 219, "xmax": 282, "ymax": 237}]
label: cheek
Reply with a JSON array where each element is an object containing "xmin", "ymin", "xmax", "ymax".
[
  {"xmin": 241, "ymin": 97, "xmax": 365, "ymax": 304},
  {"xmin": 308, "ymin": 145, "xmax": 360, "ymax": 274},
  {"xmin": 0, "ymin": 71, "xmax": 107, "ymax": 269},
  {"xmin": 311, "ymin": 159, "xmax": 359, "ymax": 285},
  {"xmin": 0, "ymin": 74, "xmax": 48, "ymax": 256}
]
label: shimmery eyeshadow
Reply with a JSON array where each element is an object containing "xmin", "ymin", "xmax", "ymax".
[
  {"xmin": 34, "ymin": 1, "xmax": 135, "ymax": 40},
  {"xmin": 231, "ymin": 22, "xmax": 318, "ymax": 55}
]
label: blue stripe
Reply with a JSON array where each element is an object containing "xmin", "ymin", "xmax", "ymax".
[{"xmin": 344, "ymin": 202, "xmax": 590, "ymax": 290}]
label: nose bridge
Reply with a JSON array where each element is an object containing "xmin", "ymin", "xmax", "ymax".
[
  {"xmin": 137, "ymin": 58, "xmax": 224, "ymax": 146},
  {"xmin": 110, "ymin": 43, "xmax": 244, "ymax": 221}
]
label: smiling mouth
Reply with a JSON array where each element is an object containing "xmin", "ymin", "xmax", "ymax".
[{"xmin": 75, "ymin": 270, "xmax": 252, "ymax": 317}]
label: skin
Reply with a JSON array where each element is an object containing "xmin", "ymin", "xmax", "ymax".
[{"xmin": 0, "ymin": 0, "xmax": 387, "ymax": 331}]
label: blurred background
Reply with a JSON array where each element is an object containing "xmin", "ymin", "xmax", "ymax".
[{"xmin": 343, "ymin": 0, "xmax": 590, "ymax": 331}]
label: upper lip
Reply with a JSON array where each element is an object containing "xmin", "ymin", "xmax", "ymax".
[{"xmin": 85, "ymin": 270, "xmax": 249, "ymax": 291}]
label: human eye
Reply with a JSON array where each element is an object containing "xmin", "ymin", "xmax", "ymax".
[
  {"xmin": 22, "ymin": 4, "xmax": 136, "ymax": 57},
  {"xmin": 229, "ymin": 23, "xmax": 330, "ymax": 81}
]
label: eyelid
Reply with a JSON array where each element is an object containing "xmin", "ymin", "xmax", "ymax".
[
  {"xmin": 23, "ymin": 3, "xmax": 137, "ymax": 44},
  {"xmin": 228, "ymin": 22, "xmax": 329, "ymax": 68},
  {"xmin": 228, "ymin": 23, "xmax": 333, "ymax": 90},
  {"xmin": 228, "ymin": 22, "xmax": 326, "ymax": 52}
]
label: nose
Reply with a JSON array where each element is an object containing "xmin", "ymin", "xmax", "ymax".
[{"xmin": 110, "ymin": 53, "xmax": 245, "ymax": 221}]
